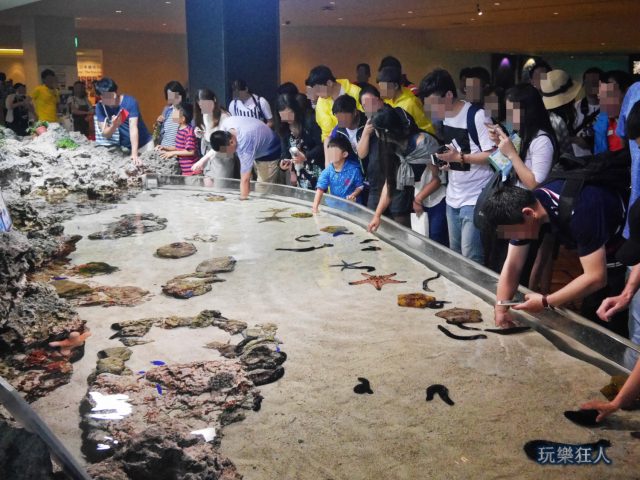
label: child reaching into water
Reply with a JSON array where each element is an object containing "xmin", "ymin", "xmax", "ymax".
[
  {"xmin": 157, "ymin": 102, "xmax": 201, "ymax": 175},
  {"xmin": 312, "ymin": 135, "xmax": 364, "ymax": 213}
]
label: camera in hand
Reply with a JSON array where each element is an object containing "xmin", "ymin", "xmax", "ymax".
[
  {"xmin": 431, "ymin": 145, "xmax": 470, "ymax": 171},
  {"xmin": 431, "ymin": 153, "xmax": 447, "ymax": 168}
]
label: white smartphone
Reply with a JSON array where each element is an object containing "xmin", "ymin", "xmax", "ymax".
[
  {"xmin": 496, "ymin": 300, "xmax": 522, "ymax": 307},
  {"xmin": 289, "ymin": 147, "xmax": 300, "ymax": 157}
]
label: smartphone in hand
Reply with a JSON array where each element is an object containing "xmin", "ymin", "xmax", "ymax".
[
  {"xmin": 118, "ymin": 108, "xmax": 129, "ymax": 123},
  {"xmin": 495, "ymin": 300, "xmax": 523, "ymax": 307},
  {"xmin": 431, "ymin": 154, "xmax": 447, "ymax": 167}
]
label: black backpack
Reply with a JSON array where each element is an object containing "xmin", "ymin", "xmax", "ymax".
[{"xmin": 543, "ymin": 148, "xmax": 631, "ymax": 237}]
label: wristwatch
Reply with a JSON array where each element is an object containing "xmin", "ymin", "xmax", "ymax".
[{"xmin": 542, "ymin": 295, "xmax": 554, "ymax": 310}]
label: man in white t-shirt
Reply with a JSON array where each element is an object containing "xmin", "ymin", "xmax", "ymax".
[
  {"xmin": 228, "ymin": 79, "xmax": 273, "ymax": 128},
  {"xmin": 421, "ymin": 69, "xmax": 494, "ymax": 264},
  {"xmin": 210, "ymin": 116, "xmax": 281, "ymax": 199}
]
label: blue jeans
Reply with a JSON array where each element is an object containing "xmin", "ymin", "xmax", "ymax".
[
  {"xmin": 625, "ymin": 288, "xmax": 640, "ymax": 369},
  {"xmin": 425, "ymin": 198, "xmax": 449, "ymax": 247},
  {"xmin": 446, "ymin": 204, "xmax": 484, "ymax": 264}
]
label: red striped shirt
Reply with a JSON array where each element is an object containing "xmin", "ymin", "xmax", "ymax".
[{"xmin": 175, "ymin": 125, "xmax": 200, "ymax": 175}]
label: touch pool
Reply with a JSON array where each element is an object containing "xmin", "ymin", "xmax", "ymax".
[{"xmin": 8, "ymin": 178, "xmax": 640, "ymax": 479}]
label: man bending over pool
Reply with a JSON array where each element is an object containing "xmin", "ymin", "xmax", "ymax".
[
  {"xmin": 479, "ymin": 184, "xmax": 625, "ymax": 328},
  {"xmin": 210, "ymin": 116, "xmax": 281, "ymax": 200}
]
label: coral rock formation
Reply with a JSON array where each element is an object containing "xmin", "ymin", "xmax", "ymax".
[
  {"xmin": 156, "ymin": 242, "xmax": 197, "ymax": 259},
  {"xmin": 162, "ymin": 272, "xmax": 224, "ymax": 299},
  {"xmin": 88, "ymin": 213, "xmax": 168, "ymax": 240},
  {"xmin": 196, "ymin": 256, "xmax": 237, "ymax": 274}
]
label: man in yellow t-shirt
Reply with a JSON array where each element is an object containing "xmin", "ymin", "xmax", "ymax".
[
  {"xmin": 31, "ymin": 69, "xmax": 60, "ymax": 123},
  {"xmin": 378, "ymin": 66, "xmax": 435, "ymax": 135},
  {"xmin": 306, "ymin": 65, "xmax": 363, "ymax": 142}
]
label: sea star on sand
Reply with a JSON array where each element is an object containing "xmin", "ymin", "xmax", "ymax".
[
  {"xmin": 257, "ymin": 214, "xmax": 286, "ymax": 223},
  {"xmin": 261, "ymin": 207, "xmax": 290, "ymax": 215},
  {"xmin": 329, "ymin": 260, "xmax": 376, "ymax": 273},
  {"xmin": 348, "ymin": 273, "xmax": 406, "ymax": 291}
]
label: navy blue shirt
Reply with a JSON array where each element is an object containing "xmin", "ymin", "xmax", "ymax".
[
  {"xmin": 512, "ymin": 180, "xmax": 625, "ymax": 257},
  {"xmin": 96, "ymin": 94, "xmax": 152, "ymax": 150}
]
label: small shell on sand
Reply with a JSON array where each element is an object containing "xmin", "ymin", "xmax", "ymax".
[
  {"xmin": 320, "ymin": 226, "xmax": 348, "ymax": 234},
  {"xmin": 204, "ymin": 195, "xmax": 226, "ymax": 202}
]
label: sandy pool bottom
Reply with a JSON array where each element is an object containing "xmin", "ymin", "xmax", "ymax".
[{"xmin": 31, "ymin": 189, "xmax": 640, "ymax": 479}]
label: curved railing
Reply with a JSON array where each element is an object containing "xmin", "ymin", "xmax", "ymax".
[
  {"xmin": 146, "ymin": 174, "xmax": 640, "ymax": 376},
  {"xmin": 1, "ymin": 173, "xmax": 637, "ymax": 479}
]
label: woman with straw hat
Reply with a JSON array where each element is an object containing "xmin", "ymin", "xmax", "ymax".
[{"xmin": 540, "ymin": 69, "xmax": 584, "ymax": 156}]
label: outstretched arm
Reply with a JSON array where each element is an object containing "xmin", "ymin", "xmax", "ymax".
[
  {"xmin": 312, "ymin": 189, "xmax": 324, "ymax": 213},
  {"xmin": 514, "ymin": 246, "xmax": 607, "ymax": 312},
  {"xmin": 597, "ymin": 263, "xmax": 640, "ymax": 321},
  {"xmin": 581, "ymin": 357, "xmax": 640, "ymax": 422},
  {"xmin": 368, "ymin": 182, "xmax": 392, "ymax": 232},
  {"xmin": 495, "ymin": 242, "xmax": 530, "ymax": 327}
]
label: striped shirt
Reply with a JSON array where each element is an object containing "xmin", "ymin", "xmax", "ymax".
[
  {"xmin": 175, "ymin": 125, "xmax": 199, "ymax": 176},
  {"xmin": 93, "ymin": 113, "xmax": 119, "ymax": 146},
  {"xmin": 160, "ymin": 106, "xmax": 180, "ymax": 147},
  {"xmin": 228, "ymin": 95, "xmax": 272, "ymax": 123}
]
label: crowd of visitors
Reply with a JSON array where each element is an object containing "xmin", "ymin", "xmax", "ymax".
[{"xmin": 3, "ymin": 59, "xmax": 640, "ymax": 414}]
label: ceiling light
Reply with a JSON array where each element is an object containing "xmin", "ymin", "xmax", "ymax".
[
  {"xmin": 494, "ymin": 2, "xmax": 500, "ymax": 5},
  {"xmin": 553, "ymin": 12, "xmax": 558, "ymax": 15},
  {"xmin": 408, "ymin": 10, "xmax": 413, "ymax": 14},
  {"xmin": 477, "ymin": 2, "xmax": 483, "ymax": 15},
  {"xmin": 401, "ymin": 23, "xmax": 406, "ymax": 27},
  {"xmin": 115, "ymin": 10, "xmax": 122, "ymax": 14},
  {"xmin": 165, "ymin": 1, "xmax": 171, "ymax": 3},
  {"xmin": 0, "ymin": 48, "xmax": 24, "ymax": 55},
  {"xmin": 330, "ymin": 1, "xmax": 335, "ymax": 3},
  {"xmin": 162, "ymin": 23, "xmax": 167, "ymax": 26},
  {"xmin": 470, "ymin": 18, "xmax": 475, "ymax": 21},
  {"xmin": 338, "ymin": 17, "xmax": 343, "ymax": 20},
  {"xmin": 601, "ymin": 42, "xmax": 606, "ymax": 46}
]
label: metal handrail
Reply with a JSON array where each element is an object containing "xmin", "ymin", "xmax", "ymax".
[
  {"xmin": 145, "ymin": 174, "xmax": 640, "ymax": 375},
  {"xmin": 0, "ymin": 377, "xmax": 91, "ymax": 479}
]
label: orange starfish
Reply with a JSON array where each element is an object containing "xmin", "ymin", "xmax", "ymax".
[
  {"xmin": 49, "ymin": 330, "xmax": 92, "ymax": 358},
  {"xmin": 348, "ymin": 273, "xmax": 407, "ymax": 291}
]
